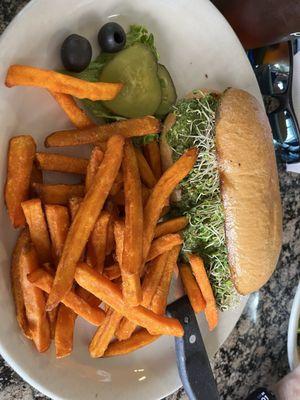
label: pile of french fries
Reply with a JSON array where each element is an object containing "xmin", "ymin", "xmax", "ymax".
[{"xmin": 4, "ymin": 64, "xmax": 218, "ymax": 359}]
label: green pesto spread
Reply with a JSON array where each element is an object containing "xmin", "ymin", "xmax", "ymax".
[{"xmin": 167, "ymin": 93, "xmax": 236, "ymax": 310}]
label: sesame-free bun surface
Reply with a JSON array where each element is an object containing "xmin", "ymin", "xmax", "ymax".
[
  {"xmin": 161, "ymin": 88, "xmax": 282, "ymax": 295},
  {"xmin": 216, "ymin": 88, "xmax": 282, "ymax": 294}
]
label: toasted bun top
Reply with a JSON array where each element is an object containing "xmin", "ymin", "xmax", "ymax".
[
  {"xmin": 161, "ymin": 88, "xmax": 282, "ymax": 295},
  {"xmin": 216, "ymin": 88, "xmax": 282, "ymax": 294}
]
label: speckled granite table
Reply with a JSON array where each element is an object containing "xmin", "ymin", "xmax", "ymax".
[{"xmin": 1, "ymin": 1, "xmax": 299, "ymax": 399}]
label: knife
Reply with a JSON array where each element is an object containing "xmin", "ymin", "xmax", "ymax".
[{"xmin": 167, "ymin": 295, "xmax": 220, "ymax": 400}]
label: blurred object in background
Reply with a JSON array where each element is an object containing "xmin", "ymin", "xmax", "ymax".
[
  {"xmin": 211, "ymin": 0, "xmax": 300, "ymax": 49},
  {"xmin": 245, "ymin": 387, "xmax": 276, "ymax": 399},
  {"xmin": 210, "ymin": 0, "xmax": 300, "ymax": 164},
  {"xmin": 274, "ymin": 363, "xmax": 300, "ymax": 400},
  {"xmin": 249, "ymin": 40, "xmax": 300, "ymax": 164}
]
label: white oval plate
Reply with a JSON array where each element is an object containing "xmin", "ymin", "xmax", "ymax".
[
  {"xmin": 0, "ymin": 0, "xmax": 259, "ymax": 399},
  {"xmin": 288, "ymin": 282, "xmax": 300, "ymax": 370}
]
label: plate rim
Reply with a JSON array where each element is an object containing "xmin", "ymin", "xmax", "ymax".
[{"xmin": 287, "ymin": 281, "xmax": 300, "ymax": 370}]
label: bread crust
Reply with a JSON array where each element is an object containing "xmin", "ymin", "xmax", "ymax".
[
  {"xmin": 161, "ymin": 88, "xmax": 282, "ymax": 295},
  {"xmin": 215, "ymin": 88, "xmax": 282, "ymax": 294}
]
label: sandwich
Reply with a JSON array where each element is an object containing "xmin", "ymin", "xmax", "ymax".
[{"xmin": 160, "ymin": 88, "xmax": 282, "ymax": 309}]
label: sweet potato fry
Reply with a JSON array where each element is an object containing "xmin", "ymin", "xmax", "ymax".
[
  {"xmin": 144, "ymin": 140, "xmax": 162, "ymax": 180},
  {"xmin": 150, "ymin": 245, "xmax": 181, "ymax": 315},
  {"xmin": 111, "ymin": 191, "xmax": 125, "ymax": 206},
  {"xmin": 73, "ymin": 198, "xmax": 101, "ymax": 307},
  {"xmin": 114, "ymin": 313, "xmax": 136, "ymax": 341},
  {"xmin": 75, "ymin": 263, "xmax": 183, "ymax": 337},
  {"xmin": 143, "ymin": 148, "xmax": 198, "ymax": 262},
  {"xmin": 36, "ymin": 152, "xmax": 88, "ymax": 175},
  {"xmin": 55, "ymin": 304, "xmax": 76, "ymax": 358},
  {"xmin": 141, "ymin": 186, "xmax": 152, "ymax": 206},
  {"xmin": 44, "ymin": 204, "xmax": 70, "ymax": 333},
  {"xmin": 187, "ymin": 254, "xmax": 218, "ymax": 331},
  {"xmin": 103, "ymin": 264, "xmax": 121, "ymax": 280},
  {"xmin": 112, "ymin": 185, "xmax": 151, "ymax": 207},
  {"xmin": 75, "ymin": 202, "xmax": 101, "ymax": 310},
  {"xmin": 45, "ymin": 204, "xmax": 71, "ymax": 338},
  {"xmin": 85, "ymin": 147, "xmax": 104, "ymax": 192},
  {"xmin": 30, "ymin": 161, "xmax": 43, "ymax": 198},
  {"xmin": 134, "ymin": 148, "xmax": 157, "ymax": 188},
  {"xmin": 48, "ymin": 308, "xmax": 58, "ymax": 340},
  {"xmin": 11, "ymin": 229, "xmax": 32, "ymax": 339},
  {"xmin": 88, "ymin": 308, "xmax": 112, "ymax": 354},
  {"xmin": 94, "ymin": 141, "xmax": 107, "ymax": 152},
  {"xmin": 154, "ymin": 217, "xmax": 188, "ymax": 239},
  {"xmin": 116, "ymin": 252, "xmax": 169, "ymax": 341},
  {"xmin": 45, "ymin": 116, "xmax": 160, "ymax": 147},
  {"xmin": 31, "ymin": 161, "xmax": 43, "ymax": 183},
  {"xmin": 76, "ymin": 286, "xmax": 101, "ymax": 308},
  {"xmin": 141, "ymin": 255, "xmax": 169, "ymax": 305},
  {"xmin": 46, "ymin": 135, "xmax": 124, "ymax": 310},
  {"xmin": 109, "ymin": 172, "xmax": 123, "ymax": 196},
  {"xmin": 26, "ymin": 252, "xmax": 58, "ymax": 339},
  {"xmin": 68, "ymin": 197, "xmax": 86, "ymax": 265},
  {"xmin": 112, "ymin": 277, "xmax": 123, "ymax": 286},
  {"xmin": 89, "ymin": 310, "xmax": 122, "ymax": 358},
  {"xmin": 45, "ymin": 205, "xmax": 70, "ymax": 263},
  {"xmin": 32, "ymin": 183, "xmax": 85, "ymax": 205},
  {"xmin": 105, "ymin": 201, "xmax": 118, "ymax": 256},
  {"xmin": 49, "ymin": 91, "xmax": 94, "ymax": 129},
  {"xmin": 121, "ymin": 140, "xmax": 143, "ymax": 306},
  {"xmin": 179, "ymin": 264, "xmax": 206, "ymax": 314},
  {"xmin": 5, "ymin": 135, "xmax": 36, "ymax": 228},
  {"xmin": 6, "ymin": 65, "xmax": 123, "ymax": 100},
  {"xmin": 20, "ymin": 239, "xmax": 51, "ymax": 352},
  {"xmin": 86, "ymin": 211, "xmax": 111, "ymax": 273},
  {"xmin": 113, "ymin": 220, "xmax": 125, "ymax": 267},
  {"xmin": 160, "ymin": 206, "xmax": 170, "ymax": 219},
  {"xmin": 42, "ymin": 263, "xmax": 54, "ymax": 275},
  {"xmin": 68, "ymin": 197, "xmax": 82, "ymax": 220},
  {"xmin": 112, "ymin": 190, "xmax": 125, "ymax": 207},
  {"xmin": 146, "ymin": 233, "xmax": 183, "ymax": 262},
  {"xmin": 28, "ymin": 268, "xmax": 105, "ymax": 325},
  {"xmin": 104, "ymin": 328, "xmax": 159, "ymax": 357},
  {"xmin": 204, "ymin": 301, "xmax": 218, "ymax": 332},
  {"xmin": 21, "ymin": 198, "xmax": 51, "ymax": 263}
]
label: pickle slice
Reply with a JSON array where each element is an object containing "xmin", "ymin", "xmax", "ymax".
[
  {"xmin": 155, "ymin": 64, "xmax": 177, "ymax": 118},
  {"xmin": 100, "ymin": 43, "xmax": 161, "ymax": 118}
]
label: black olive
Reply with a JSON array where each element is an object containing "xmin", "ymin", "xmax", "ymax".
[
  {"xmin": 61, "ymin": 34, "xmax": 92, "ymax": 72},
  {"xmin": 98, "ymin": 22, "xmax": 126, "ymax": 53}
]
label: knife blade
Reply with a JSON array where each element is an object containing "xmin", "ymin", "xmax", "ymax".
[{"xmin": 167, "ymin": 295, "xmax": 219, "ymax": 400}]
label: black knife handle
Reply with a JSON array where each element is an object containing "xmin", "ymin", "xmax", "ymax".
[{"xmin": 167, "ymin": 296, "xmax": 219, "ymax": 400}]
